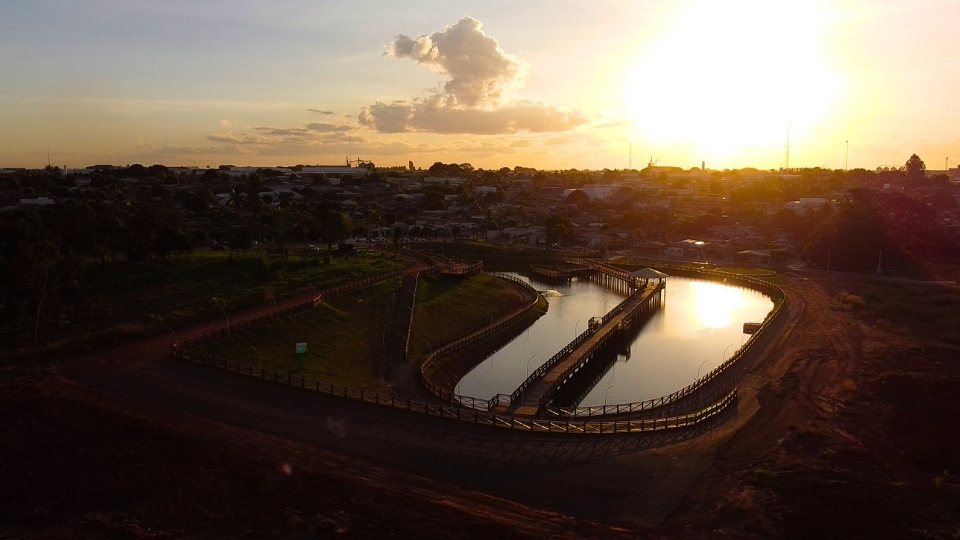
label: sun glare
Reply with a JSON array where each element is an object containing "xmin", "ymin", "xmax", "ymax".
[
  {"xmin": 625, "ymin": 0, "xmax": 840, "ymax": 159},
  {"xmin": 690, "ymin": 281, "xmax": 746, "ymax": 329}
]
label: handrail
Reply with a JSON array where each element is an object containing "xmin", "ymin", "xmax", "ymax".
[
  {"xmin": 171, "ymin": 341, "xmax": 738, "ymax": 434},
  {"xmin": 543, "ymin": 263, "xmax": 784, "ymax": 418},
  {"xmin": 528, "ymin": 281, "xmax": 665, "ymax": 412},
  {"xmin": 419, "ymin": 272, "xmax": 546, "ymax": 409}
]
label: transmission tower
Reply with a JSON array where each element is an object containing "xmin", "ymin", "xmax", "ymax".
[{"xmin": 783, "ymin": 121, "xmax": 791, "ymax": 170}]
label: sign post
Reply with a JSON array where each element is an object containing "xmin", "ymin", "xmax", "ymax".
[{"xmin": 296, "ymin": 342, "xmax": 306, "ymax": 372}]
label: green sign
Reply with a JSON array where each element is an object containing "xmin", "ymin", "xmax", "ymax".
[{"xmin": 296, "ymin": 343, "xmax": 307, "ymax": 354}]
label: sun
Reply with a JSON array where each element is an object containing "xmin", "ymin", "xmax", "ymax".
[{"xmin": 624, "ymin": 0, "xmax": 840, "ymax": 158}]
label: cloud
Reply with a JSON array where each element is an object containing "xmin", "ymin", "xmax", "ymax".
[
  {"xmin": 361, "ymin": 17, "xmax": 586, "ymax": 135},
  {"xmin": 306, "ymin": 122, "xmax": 353, "ymax": 133},
  {"xmin": 308, "ymin": 109, "xmax": 336, "ymax": 115},
  {"xmin": 594, "ymin": 120, "xmax": 634, "ymax": 129},
  {"xmin": 219, "ymin": 119, "xmax": 232, "ymax": 130},
  {"xmin": 359, "ymin": 98, "xmax": 588, "ymax": 135},
  {"xmin": 387, "ymin": 16, "xmax": 527, "ymax": 108},
  {"xmin": 136, "ymin": 137, "xmax": 245, "ymax": 156}
]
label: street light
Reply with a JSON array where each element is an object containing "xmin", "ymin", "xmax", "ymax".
[
  {"xmin": 697, "ymin": 359, "xmax": 710, "ymax": 381},
  {"xmin": 574, "ymin": 318, "xmax": 583, "ymax": 337},
  {"xmin": 603, "ymin": 383, "xmax": 614, "ymax": 408},
  {"xmin": 603, "ymin": 297, "xmax": 614, "ymax": 314},
  {"xmin": 526, "ymin": 354, "xmax": 538, "ymax": 378},
  {"xmin": 213, "ymin": 297, "xmax": 230, "ymax": 336},
  {"xmin": 162, "ymin": 324, "xmax": 178, "ymax": 344},
  {"xmin": 722, "ymin": 343, "xmax": 735, "ymax": 364}
]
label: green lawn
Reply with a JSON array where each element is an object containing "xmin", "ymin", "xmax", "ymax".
[
  {"xmin": 407, "ymin": 274, "xmax": 527, "ymax": 364},
  {"xmin": 189, "ymin": 278, "xmax": 402, "ymax": 390},
  {"xmin": 76, "ymin": 250, "xmax": 404, "ymax": 331}
]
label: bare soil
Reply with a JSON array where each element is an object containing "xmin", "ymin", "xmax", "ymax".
[{"xmin": 3, "ymin": 270, "xmax": 959, "ymax": 539}]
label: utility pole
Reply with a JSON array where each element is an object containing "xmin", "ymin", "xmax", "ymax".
[{"xmin": 845, "ymin": 140, "xmax": 849, "ymax": 170}]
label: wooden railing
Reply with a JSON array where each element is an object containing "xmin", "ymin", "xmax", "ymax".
[
  {"xmin": 419, "ymin": 272, "xmax": 546, "ymax": 409},
  {"xmin": 171, "ymin": 343, "xmax": 737, "ymax": 434},
  {"xmin": 543, "ymin": 264, "xmax": 785, "ymax": 418},
  {"xmin": 525, "ymin": 281, "xmax": 665, "ymax": 413}
]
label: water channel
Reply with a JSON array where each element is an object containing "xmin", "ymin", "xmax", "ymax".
[{"xmin": 456, "ymin": 273, "xmax": 774, "ymax": 407}]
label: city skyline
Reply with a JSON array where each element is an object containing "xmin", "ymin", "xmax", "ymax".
[{"xmin": 1, "ymin": 0, "xmax": 958, "ymax": 170}]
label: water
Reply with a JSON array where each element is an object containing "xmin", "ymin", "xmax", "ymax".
[{"xmin": 456, "ymin": 274, "xmax": 774, "ymax": 407}]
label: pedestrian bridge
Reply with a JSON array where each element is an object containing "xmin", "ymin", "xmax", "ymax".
[{"xmin": 495, "ymin": 277, "xmax": 665, "ymax": 417}]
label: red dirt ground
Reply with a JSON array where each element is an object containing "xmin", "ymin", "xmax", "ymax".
[{"xmin": 3, "ymin": 270, "xmax": 960, "ymax": 539}]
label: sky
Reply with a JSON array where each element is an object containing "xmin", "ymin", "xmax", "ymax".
[{"xmin": 1, "ymin": 0, "xmax": 958, "ymax": 171}]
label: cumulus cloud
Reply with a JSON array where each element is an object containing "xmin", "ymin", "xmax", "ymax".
[
  {"xmin": 361, "ymin": 17, "xmax": 587, "ymax": 135},
  {"xmin": 387, "ymin": 16, "xmax": 527, "ymax": 108}
]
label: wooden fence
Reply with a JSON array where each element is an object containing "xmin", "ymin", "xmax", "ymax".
[
  {"xmin": 543, "ymin": 263, "xmax": 785, "ymax": 418},
  {"xmin": 418, "ymin": 272, "xmax": 547, "ymax": 409},
  {"xmin": 171, "ymin": 343, "xmax": 737, "ymax": 434}
]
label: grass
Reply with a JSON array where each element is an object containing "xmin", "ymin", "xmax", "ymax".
[
  {"xmin": 189, "ymin": 278, "xmax": 402, "ymax": 391},
  {"xmin": 840, "ymin": 278, "xmax": 960, "ymax": 344},
  {"xmin": 407, "ymin": 274, "xmax": 527, "ymax": 364},
  {"xmin": 73, "ymin": 250, "xmax": 404, "ymax": 332}
]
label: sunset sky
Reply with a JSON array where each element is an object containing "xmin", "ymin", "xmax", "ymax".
[{"xmin": 1, "ymin": 0, "xmax": 958, "ymax": 171}]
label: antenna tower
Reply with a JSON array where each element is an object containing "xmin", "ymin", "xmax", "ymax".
[
  {"xmin": 845, "ymin": 140, "xmax": 849, "ymax": 170},
  {"xmin": 783, "ymin": 121, "xmax": 791, "ymax": 170},
  {"xmin": 629, "ymin": 142, "xmax": 632, "ymax": 169}
]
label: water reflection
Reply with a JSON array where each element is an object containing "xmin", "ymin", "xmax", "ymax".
[{"xmin": 456, "ymin": 274, "xmax": 774, "ymax": 407}]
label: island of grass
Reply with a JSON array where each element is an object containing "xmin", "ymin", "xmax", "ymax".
[{"xmin": 185, "ymin": 272, "xmax": 542, "ymax": 397}]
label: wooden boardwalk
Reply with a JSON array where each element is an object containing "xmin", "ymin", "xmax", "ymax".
[{"xmin": 497, "ymin": 280, "xmax": 665, "ymax": 417}]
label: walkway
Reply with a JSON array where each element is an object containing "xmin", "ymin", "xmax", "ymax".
[{"xmin": 500, "ymin": 280, "xmax": 665, "ymax": 416}]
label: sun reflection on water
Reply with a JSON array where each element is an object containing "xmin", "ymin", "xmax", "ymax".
[{"xmin": 690, "ymin": 280, "xmax": 746, "ymax": 329}]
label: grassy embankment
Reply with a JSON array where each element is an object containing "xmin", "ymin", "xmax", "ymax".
[
  {"xmin": 832, "ymin": 277, "xmax": 960, "ymax": 344},
  {"xmin": 409, "ymin": 274, "xmax": 548, "ymax": 395},
  {"xmin": 47, "ymin": 250, "xmax": 405, "ymax": 355},
  {"xmin": 187, "ymin": 273, "xmax": 536, "ymax": 394},
  {"xmin": 406, "ymin": 273, "xmax": 527, "ymax": 366},
  {"xmin": 190, "ymin": 278, "xmax": 402, "ymax": 392}
]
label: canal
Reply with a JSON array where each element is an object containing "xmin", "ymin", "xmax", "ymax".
[{"xmin": 456, "ymin": 273, "xmax": 774, "ymax": 407}]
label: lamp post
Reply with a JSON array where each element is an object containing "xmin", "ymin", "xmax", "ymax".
[
  {"xmin": 251, "ymin": 345, "xmax": 261, "ymax": 369},
  {"xmin": 603, "ymin": 383, "xmax": 614, "ymax": 408},
  {"xmin": 526, "ymin": 354, "xmax": 538, "ymax": 379},
  {"xmin": 574, "ymin": 318, "xmax": 583, "ymax": 337},
  {"xmin": 211, "ymin": 297, "xmax": 229, "ymax": 335},
  {"xmin": 722, "ymin": 343, "xmax": 735, "ymax": 364},
  {"xmin": 603, "ymin": 297, "xmax": 614, "ymax": 314},
  {"xmin": 522, "ymin": 354, "xmax": 538, "ymax": 405},
  {"xmin": 162, "ymin": 324, "xmax": 178, "ymax": 344},
  {"xmin": 697, "ymin": 359, "xmax": 710, "ymax": 381}
]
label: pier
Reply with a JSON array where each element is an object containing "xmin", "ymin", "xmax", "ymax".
[{"xmin": 498, "ymin": 277, "xmax": 665, "ymax": 417}]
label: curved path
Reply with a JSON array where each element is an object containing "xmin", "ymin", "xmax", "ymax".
[{"xmin": 54, "ymin": 270, "xmax": 845, "ymax": 527}]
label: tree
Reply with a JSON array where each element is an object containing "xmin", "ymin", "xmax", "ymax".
[
  {"xmin": 905, "ymin": 154, "xmax": 926, "ymax": 183},
  {"xmin": 545, "ymin": 214, "xmax": 573, "ymax": 245},
  {"xmin": 152, "ymin": 227, "xmax": 191, "ymax": 262},
  {"xmin": 566, "ymin": 189, "xmax": 590, "ymax": 208}
]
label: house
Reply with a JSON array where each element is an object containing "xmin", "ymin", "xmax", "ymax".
[
  {"xmin": 785, "ymin": 198, "xmax": 828, "ymax": 213},
  {"xmin": 737, "ymin": 249, "xmax": 772, "ymax": 265}
]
